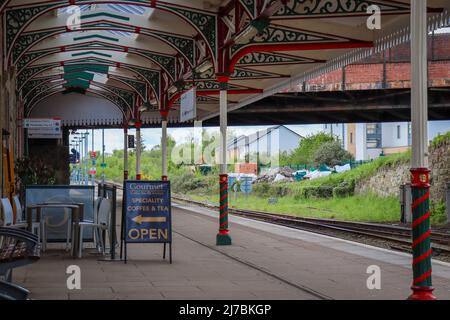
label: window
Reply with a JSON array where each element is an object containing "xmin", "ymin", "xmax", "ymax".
[
  {"xmin": 367, "ymin": 139, "xmax": 380, "ymax": 149},
  {"xmin": 350, "ymin": 132, "xmax": 353, "ymax": 144},
  {"xmin": 367, "ymin": 124, "xmax": 378, "ymax": 135},
  {"xmin": 397, "ymin": 125, "xmax": 401, "ymax": 139}
]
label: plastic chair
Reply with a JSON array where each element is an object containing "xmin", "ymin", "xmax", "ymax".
[
  {"xmin": 12, "ymin": 195, "xmax": 41, "ymax": 243},
  {"xmin": 64, "ymin": 198, "xmax": 102, "ymax": 252},
  {"xmin": 1, "ymin": 198, "xmax": 27, "ymax": 229},
  {"xmin": 78, "ymin": 198, "xmax": 111, "ymax": 258}
]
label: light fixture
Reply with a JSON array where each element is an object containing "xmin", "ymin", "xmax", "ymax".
[{"xmin": 234, "ymin": 18, "xmax": 270, "ymax": 45}]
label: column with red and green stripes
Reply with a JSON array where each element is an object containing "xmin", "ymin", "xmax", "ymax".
[
  {"xmin": 408, "ymin": 0, "xmax": 436, "ymax": 300},
  {"xmin": 408, "ymin": 168, "xmax": 436, "ymax": 300},
  {"xmin": 216, "ymin": 75, "xmax": 232, "ymax": 246}
]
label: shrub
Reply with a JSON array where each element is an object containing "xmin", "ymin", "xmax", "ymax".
[
  {"xmin": 313, "ymin": 141, "xmax": 354, "ymax": 167},
  {"xmin": 333, "ymin": 181, "xmax": 355, "ymax": 198},
  {"xmin": 284, "ymin": 132, "xmax": 335, "ymax": 166},
  {"xmin": 253, "ymin": 183, "xmax": 271, "ymax": 197},
  {"xmin": 296, "ymin": 185, "xmax": 334, "ymax": 199},
  {"xmin": 431, "ymin": 131, "xmax": 450, "ymax": 148},
  {"xmin": 431, "ymin": 201, "xmax": 447, "ymax": 225},
  {"xmin": 172, "ymin": 172, "xmax": 210, "ymax": 193}
]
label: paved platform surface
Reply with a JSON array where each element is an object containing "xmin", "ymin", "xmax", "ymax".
[{"xmin": 12, "ymin": 201, "xmax": 450, "ymax": 300}]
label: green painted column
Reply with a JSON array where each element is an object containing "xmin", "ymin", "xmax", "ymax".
[{"xmin": 408, "ymin": 168, "xmax": 435, "ymax": 300}]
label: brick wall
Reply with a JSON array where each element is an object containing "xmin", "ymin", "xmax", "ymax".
[{"xmin": 295, "ymin": 33, "xmax": 450, "ymax": 93}]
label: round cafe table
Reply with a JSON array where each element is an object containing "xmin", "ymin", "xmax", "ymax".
[{"xmin": 26, "ymin": 202, "xmax": 84, "ymax": 258}]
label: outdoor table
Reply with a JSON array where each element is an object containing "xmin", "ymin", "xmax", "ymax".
[{"xmin": 26, "ymin": 202, "xmax": 84, "ymax": 258}]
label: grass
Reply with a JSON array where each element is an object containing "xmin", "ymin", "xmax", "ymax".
[
  {"xmin": 185, "ymin": 193, "xmax": 401, "ymax": 223},
  {"xmin": 283, "ymin": 150, "xmax": 411, "ymax": 190},
  {"xmin": 431, "ymin": 131, "xmax": 450, "ymax": 148}
]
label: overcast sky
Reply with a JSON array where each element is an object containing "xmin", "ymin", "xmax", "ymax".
[
  {"xmin": 73, "ymin": 124, "xmax": 323, "ymax": 153},
  {"xmin": 71, "ymin": 121, "xmax": 450, "ymax": 154}
]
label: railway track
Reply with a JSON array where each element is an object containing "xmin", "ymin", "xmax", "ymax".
[
  {"xmin": 172, "ymin": 196, "xmax": 450, "ymax": 255},
  {"xmin": 97, "ymin": 181, "xmax": 450, "ymax": 255}
]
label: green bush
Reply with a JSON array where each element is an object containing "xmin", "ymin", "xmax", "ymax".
[
  {"xmin": 253, "ymin": 183, "xmax": 271, "ymax": 197},
  {"xmin": 333, "ymin": 181, "xmax": 355, "ymax": 198},
  {"xmin": 431, "ymin": 201, "xmax": 447, "ymax": 225},
  {"xmin": 313, "ymin": 141, "xmax": 354, "ymax": 167},
  {"xmin": 431, "ymin": 131, "xmax": 450, "ymax": 148},
  {"xmin": 296, "ymin": 185, "xmax": 334, "ymax": 199},
  {"xmin": 172, "ymin": 172, "xmax": 212, "ymax": 193}
]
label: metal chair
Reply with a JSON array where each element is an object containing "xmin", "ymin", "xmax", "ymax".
[
  {"xmin": 0, "ymin": 227, "xmax": 40, "ymax": 300},
  {"xmin": 78, "ymin": 198, "xmax": 111, "ymax": 258},
  {"xmin": 12, "ymin": 195, "xmax": 41, "ymax": 243}
]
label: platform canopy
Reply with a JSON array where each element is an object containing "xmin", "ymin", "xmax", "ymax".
[{"xmin": 2, "ymin": 0, "xmax": 449, "ymax": 127}]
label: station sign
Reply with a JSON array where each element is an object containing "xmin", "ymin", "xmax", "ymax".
[
  {"xmin": 24, "ymin": 118, "xmax": 62, "ymax": 139},
  {"xmin": 180, "ymin": 87, "xmax": 197, "ymax": 122},
  {"xmin": 122, "ymin": 180, "xmax": 172, "ymax": 263}
]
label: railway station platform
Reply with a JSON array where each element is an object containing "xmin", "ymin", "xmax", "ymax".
[{"xmin": 11, "ymin": 201, "xmax": 450, "ymax": 300}]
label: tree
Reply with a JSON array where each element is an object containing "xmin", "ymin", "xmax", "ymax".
[
  {"xmin": 286, "ymin": 132, "xmax": 335, "ymax": 165},
  {"xmin": 312, "ymin": 141, "xmax": 354, "ymax": 167}
]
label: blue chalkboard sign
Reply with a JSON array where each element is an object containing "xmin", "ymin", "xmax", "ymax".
[{"xmin": 121, "ymin": 180, "xmax": 172, "ymax": 263}]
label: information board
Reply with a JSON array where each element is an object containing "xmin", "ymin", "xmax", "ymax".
[
  {"xmin": 24, "ymin": 118, "xmax": 62, "ymax": 139},
  {"xmin": 122, "ymin": 180, "xmax": 172, "ymax": 263}
]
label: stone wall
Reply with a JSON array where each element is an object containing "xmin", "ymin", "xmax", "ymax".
[
  {"xmin": 430, "ymin": 140, "xmax": 450, "ymax": 203},
  {"xmin": 355, "ymin": 141, "xmax": 450, "ymax": 203},
  {"xmin": 355, "ymin": 163, "xmax": 410, "ymax": 198}
]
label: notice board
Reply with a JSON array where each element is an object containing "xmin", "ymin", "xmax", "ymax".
[{"xmin": 121, "ymin": 180, "xmax": 172, "ymax": 263}]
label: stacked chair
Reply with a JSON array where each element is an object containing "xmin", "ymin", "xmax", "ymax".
[{"xmin": 0, "ymin": 227, "xmax": 40, "ymax": 300}]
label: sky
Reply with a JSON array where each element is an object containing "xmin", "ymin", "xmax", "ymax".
[
  {"xmin": 72, "ymin": 124, "xmax": 324, "ymax": 154},
  {"xmin": 71, "ymin": 121, "xmax": 450, "ymax": 154}
]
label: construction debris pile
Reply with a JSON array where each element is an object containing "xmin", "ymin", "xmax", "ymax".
[{"xmin": 254, "ymin": 167, "xmax": 295, "ymax": 184}]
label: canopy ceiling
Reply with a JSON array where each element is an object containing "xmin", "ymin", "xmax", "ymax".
[{"xmin": 2, "ymin": 0, "xmax": 450, "ymax": 126}]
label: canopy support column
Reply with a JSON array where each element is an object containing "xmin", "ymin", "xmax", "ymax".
[
  {"xmin": 216, "ymin": 75, "xmax": 232, "ymax": 246},
  {"xmin": 408, "ymin": 0, "xmax": 436, "ymax": 301},
  {"xmin": 161, "ymin": 113, "xmax": 168, "ymax": 181},
  {"xmin": 136, "ymin": 121, "xmax": 142, "ymax": 180},
  {"xmin": 123, "ymin": 125, "xmax": 128, "ymax": 181}
]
